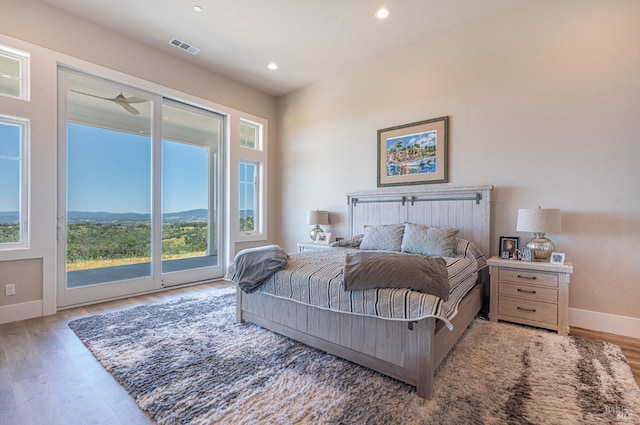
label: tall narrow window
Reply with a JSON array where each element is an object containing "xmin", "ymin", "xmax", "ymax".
[
  {"xmin": 239, "ymin": 161, "xmax": 257, "ymax": 233},
  {"xmin": 236, "ymin": 116, "xmax": 266, "ymax": 240},
  {"xmin": 0, "ymin": 44, "xmax": 29, "ymax": 100},
  {"xmin": 0, "ymin": 114, "xmax": 29, "ymax": 249}
]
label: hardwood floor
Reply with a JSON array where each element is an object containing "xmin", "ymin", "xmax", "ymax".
[
  {"xmin": 0, "ymin": 281, "xmax": 232, "ymax": 425},
  {"xmin": 1, "ymin": 283, "xmax": 639, "ymax": 424},
  {"xmin": 570, "ymin": 326, "xmax": 640, "ymax": 386}
]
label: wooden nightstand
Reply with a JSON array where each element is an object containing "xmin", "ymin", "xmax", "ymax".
[
  {"xmin": 297, "ymin": 242, "xmax": 332, "ymax": 252},
  {"xmin": 487, "ymin": 256, "xmax": 573, "ymax": 335}
]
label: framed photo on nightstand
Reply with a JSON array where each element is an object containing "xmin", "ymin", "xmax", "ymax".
[
  {"xmin": 550, "ymin": 252, "xmax": 566, "ymax": 265},
  {"xmin": 315, "ymin": 232, "xmax": 331, "ymax": 245},
  {"xmin": 499, "ymin": 236, "xmax": 520, "ymax": 259},
  {"xmin": 521, "ymin": 248, "xmax": 534, "ymax": 262}
]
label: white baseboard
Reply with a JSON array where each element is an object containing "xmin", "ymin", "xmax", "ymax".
[
  {"xmin": 0, "ymin": 300, "xmax": 43, "ymax": 324},
  {"xmin": 569, "ymin": 308, "xmax": 640, "ymax": 339}
]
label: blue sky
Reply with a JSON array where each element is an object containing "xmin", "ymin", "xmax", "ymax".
[
  {"xmin": 67, "ymin": 123, "xmax": 209, "ymax": 214},
  {"xmin": 0, "ymin": 122, "xmax": 20, "ymax": 212},
  {"xmin": 386, "ymin": 130, "xmax": 437, "ymax": 150}
]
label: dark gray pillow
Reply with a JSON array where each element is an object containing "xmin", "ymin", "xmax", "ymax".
[
  {"xmin": 359, "ymin": 224, "xmax": 405, "ymax": 251},
  {"xmin": 342, "ymin": 251, "xmax": 450, "ymax": 300},
  {"xmin": 401, "ymin": 223, "xmax": 460, "ymax": 257}
]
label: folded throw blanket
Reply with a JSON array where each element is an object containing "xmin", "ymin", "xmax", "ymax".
[
  {"xmin": 227, "ymin": 245, "xmax": 289, "ymax": 293},
  {"xmin": 342, "ymin": 251, "xmax": 450, "ymax": 301}
]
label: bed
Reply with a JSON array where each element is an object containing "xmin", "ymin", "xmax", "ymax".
[{"xmin": 234, "ymin": 185, "xmax": 492, "ymax": 399}]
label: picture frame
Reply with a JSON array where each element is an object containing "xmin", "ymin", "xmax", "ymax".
[
  {"xmin": 377, "ymin": 116, "xmax": 448, "ymax": 187},
  {"xmin": 521, "ymin": 247, "xmax": 534, "ymax": 262},
  {"xmin": 315, "ymin": 232, "xmax": 331, "ymax": 245},
  {"xmin": 550, "ymin": 252, "xmax": 566, "ymax": 265},
  {"xmin": 499, "ymin": 236, "xmax": 520, "ymax": 259}
]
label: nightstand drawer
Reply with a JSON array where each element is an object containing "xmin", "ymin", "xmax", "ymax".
[
  {"xmin": 498, "ymin": 282, "xmax": 558, "ymax": 303},
  {"xmin": 498, "ymin": 296, "xmax": 557, "ymax": 325},
  {"xmin": 500, "ymin": 269, "xmax": 558, "ymax": 287}
]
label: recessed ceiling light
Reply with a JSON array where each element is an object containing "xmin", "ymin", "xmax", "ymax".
[
  {"xmin": 193, "ymin": 5, "xmax": 203, "ymax": 12},
  {"xmin": 375, "ymin": 8, "xmax": 390, "ymax": 19},
  {"xmin": 267, "ymin": 62, "xmax": 278, "ymax": 70}
]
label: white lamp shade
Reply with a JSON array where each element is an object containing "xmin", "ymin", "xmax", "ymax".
[
  {"xmin": 516, "ymin": 208, "xmax": 562, "ymax": 233},
  {"xmin": 307, "ymin": 210, "xmax": 329, "ymax": 225}
]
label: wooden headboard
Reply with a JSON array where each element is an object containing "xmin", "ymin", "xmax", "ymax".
[{"xmin": 347, "ymin": 185, "xmax": 493, "ymax": 258}]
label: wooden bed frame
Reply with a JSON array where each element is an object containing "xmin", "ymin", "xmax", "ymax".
[{"xmin": 237, "ymin": 185, "xmax": 492, "ymax": 399}]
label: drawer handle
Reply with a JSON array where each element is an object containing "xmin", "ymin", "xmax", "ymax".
[
  {"xmin": 517, "ymin": 288, "xmax": 537, "ymax": 294},
  {"xmin": 517, "ymin": 306, "xmax": 537, "ymax": 312},
  {"xmin": 517, "ymin": 274, "xmax": 537, "ymax": 280}
]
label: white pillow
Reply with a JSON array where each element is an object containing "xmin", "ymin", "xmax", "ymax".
[
  {"xmin": 359, "ymin": 224, "xmax": 405, "ymax": 252},
  {"xmin": 401, "ymin": 223, "xmax": 460, "ymax": 257}
]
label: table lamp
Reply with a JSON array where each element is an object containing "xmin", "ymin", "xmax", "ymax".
[
  {"xmin": 516, "ymin": 207, "xmax": 561, "ymax": 261},
  {"xmin": 307, "ymin": 210, "xmax": 329, "ymax": 241}
]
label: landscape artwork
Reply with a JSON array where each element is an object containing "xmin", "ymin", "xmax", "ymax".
[
  {"xmin": 385, "ymin": 130, "xmax": 438, "ymax": 176},
  {"xmin": 377, "ymin": 116, "xmax": 448, "ymax": 187}
]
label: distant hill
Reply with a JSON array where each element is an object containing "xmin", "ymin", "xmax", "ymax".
[
  {"xmin": 1, "ymin": 208, "xmax": 254, "ymax": 225},
  {"xmin": 0, "ymin": 211, "xmax": 19, "ymax": 224},
  {"xmin": 67, "ymin": 209, "xmax": 208, "ymax": 225}
]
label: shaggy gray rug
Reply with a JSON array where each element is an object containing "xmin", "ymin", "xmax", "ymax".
[{"xmin": 69, "ymin": 288, "xmax": 640, "ymax": 424}]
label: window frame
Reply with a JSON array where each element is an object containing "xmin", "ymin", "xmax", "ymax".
[
  {"xmin": 233, "ymin": 116, "xmax": 267, "ymax": 242},
  {"xmin": 0, "ymin": 44, "xmax": 30, "ymax": 101},
  {"xmin": 0, "ymin": 113, "xmax": 30, "ymax": 250}
]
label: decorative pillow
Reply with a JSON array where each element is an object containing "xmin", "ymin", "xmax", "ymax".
[
  {"xmin": 359, "ymin": 224, "xmax": 405, "ymax": 252},
  {"xmin": 330, "ymin": 234, "xmax": 364, "ymax": 248},
  {"xmin": 342, "ymin": 251, "xmax": 450, "ymax": 300},
  {"xmin": 401, "ymin": 223, "xmax": 460, "ymax": 257}
]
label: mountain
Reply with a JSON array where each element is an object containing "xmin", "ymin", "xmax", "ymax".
[
  {"xmin": 0, "ymin": 211, "xmax": 19, "ymax": 224},
  {"xmin": 67, "ymin": 209, "xmax": 208, "ymax": 225}
]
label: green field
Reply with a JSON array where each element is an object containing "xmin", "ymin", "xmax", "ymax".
[
  {"xmin": 0, "ymin": 224, "xmax": 19, "ymax": 244},
  {"xmin": 2, "ymin": 219, "xmax": 257, "ymax": 271},
  {"xmin": 66, "ymin": 222, "xmax": 210, "ymax": 270}
]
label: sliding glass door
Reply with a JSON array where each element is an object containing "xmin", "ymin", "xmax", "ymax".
[
  {"xmin": 57, "ymin": 70, "xmax": 223, "ymax": 308},
  {"xmin": 161, "ymin": 99, "xmax": 222, "ymax": 286}
]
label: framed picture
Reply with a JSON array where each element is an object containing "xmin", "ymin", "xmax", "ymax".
[
  {"xmin": 550, "ymin": 252, "xmax": 566, "ymax": 265},
  {"xmin": 377, "ymin": 116, "xmax": 448, "ymax": 187},
  {"xmin": 499, "ymin": 236, "xmax": 520, "ymax": 259},
  {"xmin": 315, "ymin": 232, "xmax": 331, "ymax": 245},
  {"xmin": 521, "ymin": 248, "xmax": 534, "ymax": 262}
]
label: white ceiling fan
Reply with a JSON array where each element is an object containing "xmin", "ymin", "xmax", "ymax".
[{"xmin": 70, "ymin": 90, "xmax": 148, "ymax": 115}]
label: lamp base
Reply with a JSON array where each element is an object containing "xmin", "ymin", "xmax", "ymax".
[
  {"xmin": 525, "ymin": 232, "xmax": 554, "ymax": 261},
  {"xmin": 310, "ymin": 225, "xmax": 324, "ymax": 241}
]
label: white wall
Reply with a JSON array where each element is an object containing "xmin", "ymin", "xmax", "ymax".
[{"xmin": 277, "ymin": 0, "xmax": 640, "ymax": 330}]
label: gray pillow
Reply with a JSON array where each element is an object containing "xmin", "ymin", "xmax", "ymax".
[
  {"xmin": 343, "ymin": 251, "xmax": 450, "ymax": 300},
  {"xmin": 359, "ymin": 224, "xmax": 405, "ymax": 251},
  {"xmin": 330, "ymin": 234, "xmax": 364, "ymax": 248},
  {"xmin": 401, "ymin": 223, "xmax": 460, "ymax": 257}
]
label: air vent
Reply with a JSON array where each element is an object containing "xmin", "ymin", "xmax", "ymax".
[{"xmin": 169, "ymin": 38, "xmax": 200, "ymax": 55}]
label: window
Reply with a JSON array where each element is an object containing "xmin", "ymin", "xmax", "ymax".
[
  {"xmin": 236, "ymin": 116, "xmax": 266, "ymax": 240},
  {"xmin": 0, "ymin": 44, "xmax": 29, "ymax": 100},
  {"xmin": 240, "ymin": 119, "xmax": 260, "ymax": 150},
  {"xmin": 0, "ymin": 114, "xmax": 29, "ymax": 249},
  {"xmin": 239, "ymin": 161, "xmax": 258, "ymax": 233}
]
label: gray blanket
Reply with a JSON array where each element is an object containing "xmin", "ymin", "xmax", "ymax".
[
  {"xmin": 342, "ymin": 251, "xmax": 450, "ymax": 301},
  {"xmin": 227, "ymin": 245, "xmax": 289, "ymax": 293}
]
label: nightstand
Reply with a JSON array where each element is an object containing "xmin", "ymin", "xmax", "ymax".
[
  {"xmin": 487, "ymin": 256, "xmax": 573, "ymax": 335},
  {"xmin": 297, "ymin": 242, "xmax": 332, "ymax": 252}
]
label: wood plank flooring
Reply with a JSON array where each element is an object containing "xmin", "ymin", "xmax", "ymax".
[
  {"xmin": 570, "ymin": 327, "xmax": 640, "ymax": 386},
  {"xmin": 1, "ymin": 283, "xmax": 638, "ymax": 424}
]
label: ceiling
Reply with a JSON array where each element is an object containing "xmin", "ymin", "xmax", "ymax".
[{"xmin": 41, "ymin": 0, "xmax": 532, "ymax": 97}]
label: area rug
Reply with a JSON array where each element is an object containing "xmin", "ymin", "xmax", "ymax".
[{"xmin": 69, "ymin": 288, "xmax": 640, "ymax": 424}]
